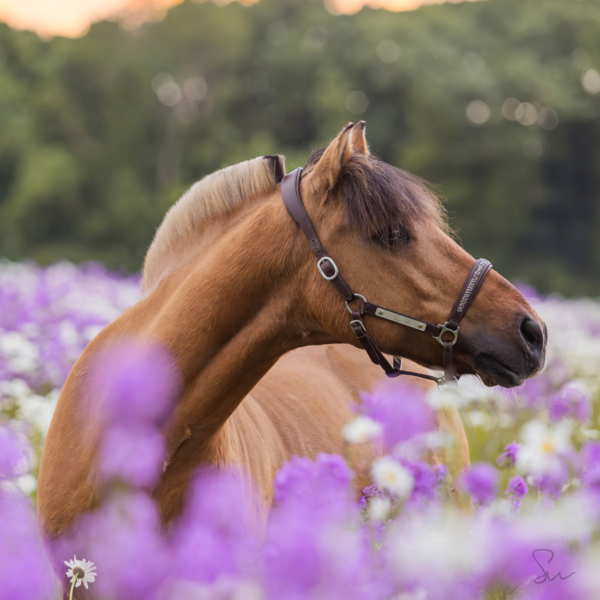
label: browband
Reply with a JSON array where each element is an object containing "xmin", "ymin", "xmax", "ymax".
[{"xmin": 281, "ymin": 167, "xmax": 492, "ymax": 385}]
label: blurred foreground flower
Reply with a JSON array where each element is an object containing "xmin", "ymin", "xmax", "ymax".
[
  {"xmin": 458, "ymin": 462, "xmax": 499, "ymax": 506},
  {"xmin": 342, "ymin": 415, "xmax": 382, "ymax": 444},
  {"xmin": 517, "ymin": 419, "xmax": 573, "ymax": 477},
  {"xmin": 372, "ymin": 457, "xmax": 414, "ymax": 497},
  {"xmin": 359, "ymin": 381, "xmax": 433, "ymax": 451}
]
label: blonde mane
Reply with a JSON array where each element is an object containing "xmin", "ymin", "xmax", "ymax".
[{"xmin": 143, "ymin": 155, "xmax": 285, "ymax": 287}]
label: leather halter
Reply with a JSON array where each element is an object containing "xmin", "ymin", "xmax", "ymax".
[{"xmin": 281, "ymin": 167, "xmax": 492, "ymax": 386}]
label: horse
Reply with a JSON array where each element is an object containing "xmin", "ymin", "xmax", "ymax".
[{"xmin": 37, "ymin": 122, "xmax": 546, "ymax": 595}]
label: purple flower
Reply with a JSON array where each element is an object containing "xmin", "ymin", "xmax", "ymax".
[
  {"xmin": 99, "ymin": 424, "xmax": 165, "ymax": 488},
  {"xmin": 403, "ymin": 460, "xmax": 442, "ymax": 505},
  {"xmin": 505, "ymin": 475, "xmax": 528, "ymax": 511},
  {"xmin": 433, "ymin": 463, "xmax": 448, "ymax": 485},
  {"xmin": 582, "ymin": 441, "xmax": 600, "ymax": 488},
  {"xmin": 168, "ymin": 469, "xmax": 258, "ymax": 585},
  {"xmin": 359, "ymin": 380, "xmax": 433, "ymax": 450},
  {"xmin": 72, "ymin": 491, "xmax": 170, "ymax": 599},
  {"xmin": 458, "ymin": 463, "xmax": 499, "ymax": 506},
  {"xmin": 274, "ymin": 453, "xmax": 353, "ymax": 508},
  {"xmin": 506, "ymin": 475, "xmax": 528, "ymax": 499},
  {"xmin": 88, "ymin": 340, "xmax": 180, "ymax": 428},
  {"xmin": 0, "ymin": 427, "xmax": 28, "ymax": 480},
  {"xmin": 0, "ymin": 489, "xmax": 57, "ymax": 599},
  {"xmin": 530, "ymin": 467, "xmax": 569, "ymax": 499},
  {"xmin": 549, "ymin": 381, "xmax": 591, "ymax": 423},
  {"xmin": 358, "ymin": 484, "xmax": 384, "ymax": 511},
  {"xmin": 497, "ymin": 441, "xmax": 520, "ymax": 468}
]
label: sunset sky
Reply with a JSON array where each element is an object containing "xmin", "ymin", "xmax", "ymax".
[{"xmin": 0, "ymin": 0, "xmax": 475, "ymax": 38}]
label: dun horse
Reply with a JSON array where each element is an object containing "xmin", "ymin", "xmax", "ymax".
[{"xmin": 38, "ymin": 123, "xmax": 546, "ymax": 593}]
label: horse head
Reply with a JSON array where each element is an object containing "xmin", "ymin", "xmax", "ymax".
[{"xmin": 293, "ymin": 122, "xmax": 546, "ymax": 387}]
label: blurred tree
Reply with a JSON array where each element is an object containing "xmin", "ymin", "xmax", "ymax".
[{"xmin": 0, "ymin": 0, "xmax": 599, "ymax": 295}]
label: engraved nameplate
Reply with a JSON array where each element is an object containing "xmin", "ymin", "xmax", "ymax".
[{"xmin": 374, "ymin": 308, "xmax": 426, "ymax": 331}]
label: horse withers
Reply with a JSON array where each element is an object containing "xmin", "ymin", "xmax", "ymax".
[{"xmin": 38, "ymin": 122, "xmax": 546, "ymax": 595}]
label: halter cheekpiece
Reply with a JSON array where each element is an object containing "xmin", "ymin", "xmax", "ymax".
[{"xmin": 281, "ymin": 167, "xmax": 492, "ymax": 386}]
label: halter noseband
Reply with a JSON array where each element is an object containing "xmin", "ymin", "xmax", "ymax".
[{"xmin": 281, "ymin": 167, "xmax": 492, "ymax": 386}]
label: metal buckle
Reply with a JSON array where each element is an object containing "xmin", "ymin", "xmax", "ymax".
[
  {"xmin": 434, "ymin": 322, "xmax": 459, "ymax": 346},
  {"xmin": 317, "ymin": 257, "xmax": 339, "ymax": 281},
  {"xmin": 345, "ymin": 293, "xmax": 367, "ymax": 315},
  {"xmin": 349, "ymin": 319, "xmax": 367, "ymax": 335}
]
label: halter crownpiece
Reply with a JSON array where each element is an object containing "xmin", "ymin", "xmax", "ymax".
[{"xmin": 281, "ymin": 167, "xmax": 492, "ymax": 385}]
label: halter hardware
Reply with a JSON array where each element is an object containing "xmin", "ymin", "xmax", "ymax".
[
  {"xmin": 317, "ymin": 257, "xmax": 339, "ymax": 281},
  {"xmin": 345, "ymin": 294, "xmax": 367, "ymax": 315},
  {"xmin": 349, "ymin": 319, "xmax": 367, "ymax": 334},
  {"xmin": 434, "ymin": 323, "xmax": 459, "ymax": 346},
  {"xmin": 280, "ymin": 167, "xmax": 492, "ymax": 386}
]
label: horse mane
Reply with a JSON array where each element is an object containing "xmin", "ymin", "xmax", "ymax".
[
  {"xmin": 143, "ymin": 155, "xmax": 286, "ymax": 287},
  {"xmin": 304, "ymin": 149, "xmax": 449, "ymax": 242}
]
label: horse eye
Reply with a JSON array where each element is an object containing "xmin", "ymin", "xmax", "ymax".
[{"xmin": 373, "ymin": 226, "xmax": 411, "ymax": 248}]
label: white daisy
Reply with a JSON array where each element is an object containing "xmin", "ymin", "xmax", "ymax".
[
  {"xmin": 371, "ymin": 456, "xmax": 414, "ymax": 497},
  {"xmin": 64, "ymin": 555, "xmax": 97, "ymax": 590},
  {"xmin": 342, "ymin": 416, "xmax": 382, "ymax": 444},
  {"xmin": 517, "ymin": 419, "xmax": 573, "ymax": 476}
]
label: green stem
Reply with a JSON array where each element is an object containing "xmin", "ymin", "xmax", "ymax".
[{"xmin": 68, "ymin": 575, "xmax": 79, "ymax": 600}]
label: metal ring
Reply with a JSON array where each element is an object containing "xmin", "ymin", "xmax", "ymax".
[
  {"xmin": 317, "ymin": 257, "xmax": 339, "ymax": 281},
  {"xmin": 434, "ymin": 322, "xmax": 459, "ymax": 346},
  {"xmin": 349, "ymin": 319, "xmax": 367, "ymax": 334},
  {"xmin": 345, "ymin": 293, "xmax": 367, "ymax": 315}
]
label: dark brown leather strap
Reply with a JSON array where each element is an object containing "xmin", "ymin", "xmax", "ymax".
[
  {"xmin": 446, "ymin": 259, "xmax": 492, "ymax": 330},
  {"xmin": 350, "ymin": 311, "xmax": 442, "ymax": 384},
  {"xmin": 279, "ymin": 164, "xmax": 492, "ymax": 385},
  {"xmin": 281, "ymin": 168, "xmax": 354, "ymax": 302}
]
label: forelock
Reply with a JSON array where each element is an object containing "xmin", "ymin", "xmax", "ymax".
[{"xmin": 304, "ymin": 149, "xmax": 449, "ymax": 238}]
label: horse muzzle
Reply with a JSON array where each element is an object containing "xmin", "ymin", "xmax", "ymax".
[{"xmin": 461, "ymin": 314, "xmax": 547, "ymax": 388}]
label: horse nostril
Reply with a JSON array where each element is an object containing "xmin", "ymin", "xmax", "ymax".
[{"xmin": 520, "ymin": 318, "xmax": 544, "ymax": 353}]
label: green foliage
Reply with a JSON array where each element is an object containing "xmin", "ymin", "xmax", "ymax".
[{"xmin": 0, "ymin": 0, "xmax": 599, "ymax": 294}]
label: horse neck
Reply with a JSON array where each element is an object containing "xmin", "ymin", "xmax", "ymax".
[{"xmin": 144, "ymin": 191, "xmax": 322, "ymax": 460}]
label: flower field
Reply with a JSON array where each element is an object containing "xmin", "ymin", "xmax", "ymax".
[{"xmin": 2, "ymin": 261, "xmax": 600, "ymax": 599}]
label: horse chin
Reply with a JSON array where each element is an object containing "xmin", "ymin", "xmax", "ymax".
[{"xmin": 472, "ymin": 353, "xmax": 525, "ymax": 388}]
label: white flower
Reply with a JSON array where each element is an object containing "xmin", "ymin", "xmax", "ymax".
[
  {"xmin": 342, "ymin": 416, "xmax": 382, "ymax": 444},
  {"xmin": 371, "ymin": 457, "xmax": 414, "ymax": 497},
  {"xmin": 517, "ymin": 420, "xmax": 573, "ymax": 476},
  {"xmin": 0, "ymin": 332, "xmax": 39, "ymax": 374},
  {"xmin": 64, "ymin": 556, "xmax": 97, "ymax": 590},
  {"xmin": 369, "ymin": 496, "xmax": 392, "ymax": 521}
]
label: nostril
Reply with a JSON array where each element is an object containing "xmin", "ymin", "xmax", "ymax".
[{"xmin": 520, "ymin": 318, "xmax": 544, "ymax": 352}]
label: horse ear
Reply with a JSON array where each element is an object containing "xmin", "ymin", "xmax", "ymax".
[
  {"xmin": 309, "ymin": 123, "xmax": 354, "ymax": 193},
  {"xmin": 351, "ymin": 120, "xmax": 369, "ymax": 155}
]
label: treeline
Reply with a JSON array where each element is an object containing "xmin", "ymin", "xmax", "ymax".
[{"xmin": 0, "ymin": 0, "xmax": 599, "ymax": 295}]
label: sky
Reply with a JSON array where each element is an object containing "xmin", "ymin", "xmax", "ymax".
[{"xmin": 0, "ymin": 0, "xmax": 474, "ymax": 38}]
